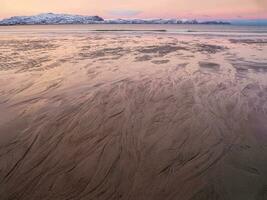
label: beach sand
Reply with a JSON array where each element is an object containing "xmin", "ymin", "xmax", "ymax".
[{"xmin": 0, "ymin": 31, "xmax": 267, "ymax": 200}]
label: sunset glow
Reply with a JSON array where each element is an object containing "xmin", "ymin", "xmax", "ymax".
[{"xmin": 1, "ymin": 0, "xmax": 267, "ymax": 19}]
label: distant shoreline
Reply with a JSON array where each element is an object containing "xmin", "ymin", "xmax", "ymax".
[
  {"xmin": 0, "ymin": 13, "xmax": 231, "ymax": 26},
  {"xmin": 0, "ymin": 24, "xmax": 233, "ymax": 26},
  {"xmin": 0, "ymin": 23, "xmax": 233, "ymax": 26}
]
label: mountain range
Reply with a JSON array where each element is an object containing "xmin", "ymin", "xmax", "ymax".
[{"xmin": 0, "ymin": 13, "xmax": 231, "ymax": 25}]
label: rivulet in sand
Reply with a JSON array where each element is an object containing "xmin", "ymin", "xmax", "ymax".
[{"xmin": 1, "ymin": 30, "xmax": 267, "ymax": 200}]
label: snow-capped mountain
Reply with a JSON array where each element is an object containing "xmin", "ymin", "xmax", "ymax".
[
  {"xmin": 103, "ymin": 18, "xmax": 198, "ymax": 24},
  {"xmin": 0, "ymin": 13, "xmax": 104, "ymax": 25},
  {"xmin": 102, "ymin": 19, "xmax": 230, "ymax": 24},
  {"xmin": 0, "ymin": 13, "xmax": 230, "ymax": 25}
]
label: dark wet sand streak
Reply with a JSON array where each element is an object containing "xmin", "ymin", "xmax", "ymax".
[{"xmin": 0, "ymin": 34, "xmax": 267, "ymax": 200}]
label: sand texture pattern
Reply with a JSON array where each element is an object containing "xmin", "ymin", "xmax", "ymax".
[{"xmin": 0, "ymin": 32, "xmax": 267, "ymax": 200}]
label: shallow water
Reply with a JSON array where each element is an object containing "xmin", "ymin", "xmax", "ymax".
[
  {"xmin": 1, "ymin": 24, "xmax": 267, "ymax": 36},
  {"xmin": 0, "ymin": 26, "xmax": 267, "ymax": 200}
]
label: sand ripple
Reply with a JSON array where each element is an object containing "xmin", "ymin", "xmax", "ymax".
[{"xmin": 0, "ymin": 33, "xmax": 267, "ymax": 200}]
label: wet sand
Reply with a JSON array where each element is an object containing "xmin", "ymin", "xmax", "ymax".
[{"xmin": 0, "ymin": 31, "xmax": 267, "ymax": 200}]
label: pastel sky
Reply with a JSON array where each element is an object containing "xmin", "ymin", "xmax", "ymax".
[{"xmin": 1, "ymin": 0, "xmax": 267, "ymax": 19}]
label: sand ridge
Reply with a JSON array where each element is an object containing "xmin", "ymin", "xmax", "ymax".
[{"xmin": 0, "ymin": 33, "xmax": 267, "ymax": 200}]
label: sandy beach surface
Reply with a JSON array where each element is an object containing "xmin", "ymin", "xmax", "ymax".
[{"xmin": 1, "ymin": 27, "xmax": 267, "ymax": 200}]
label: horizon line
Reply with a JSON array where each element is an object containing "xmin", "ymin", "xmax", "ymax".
[{"xmin": 1, "ymin": 12, "xmax": 267, "ymax": 21}]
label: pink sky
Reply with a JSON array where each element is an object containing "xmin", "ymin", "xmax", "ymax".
[{"xmin": 1, "ymin": 0, "xmax": 267, "ymax": 19}]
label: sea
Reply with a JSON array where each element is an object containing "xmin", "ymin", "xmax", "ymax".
[{"xmin": 0, "ymin": 24, "xmax": 267, "ymax": 37}]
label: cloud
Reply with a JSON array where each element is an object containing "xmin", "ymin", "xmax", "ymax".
[
  {"xmin": 107, "ymin": 9, "xmax": 142, "ymax": 17},
  {"xmin": 201, "ymin": 14, "xmax": 211, "ymax": 18}
]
